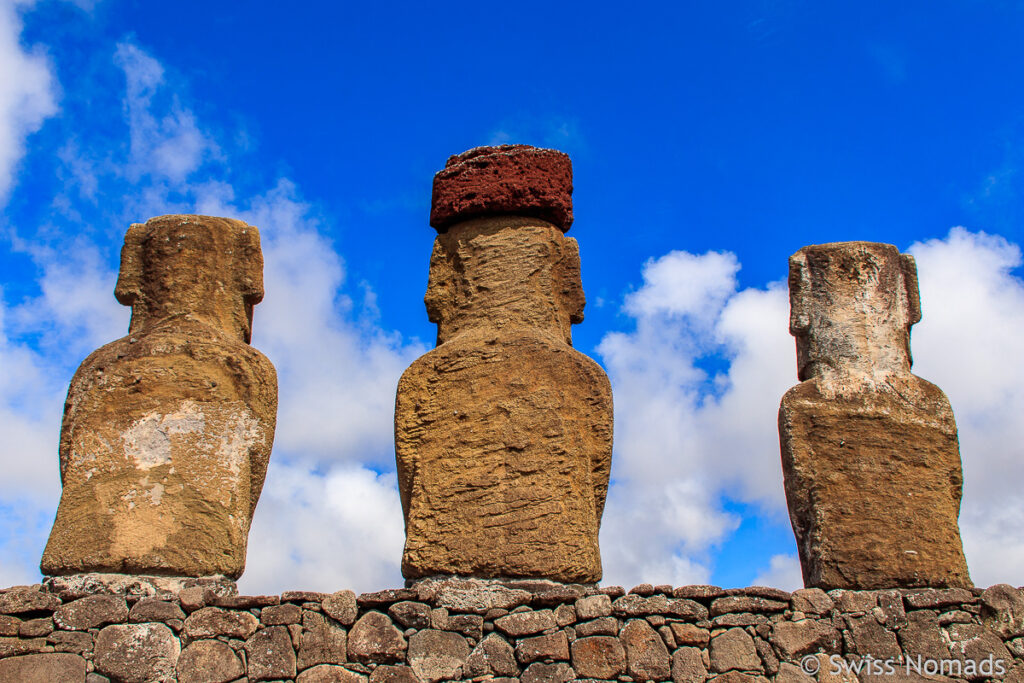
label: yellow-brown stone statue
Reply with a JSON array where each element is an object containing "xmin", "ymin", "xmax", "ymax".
[
  {"xmin": 41, "ymin": 215, "xmax": 278, "ymax": 582},
  {"xmin": 779, "ymin": 241, "xmax": 971, "ymax": 590},
  {"xmin": 395, "ymin": 145, "xmax": 613, "ymax": 583}
]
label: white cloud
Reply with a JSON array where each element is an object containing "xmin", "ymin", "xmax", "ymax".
[
  {"xmin": 240, "ymin": 462, "xmax": 405, "ymax": 594},
  {"xmin": 597, "ymin": 250, "xmax": 794, "ymax": 588},
  {"xmin": 751, "ymin": 554, "xmax": 802, "ymax": 591},
  {"xmin": 0, "ymin": 0, "xmax": 59, "ymax": 203}
]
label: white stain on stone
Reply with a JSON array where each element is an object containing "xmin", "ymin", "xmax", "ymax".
[{"xmin": 121, "ymin": 401, "xmax": 206, "ymax": 469}]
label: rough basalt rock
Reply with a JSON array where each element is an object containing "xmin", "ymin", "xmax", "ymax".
[
  {"xmin": 779, "ymin": 242, "xmax": 971, "ymax": 590},
  {"xmin": 40, "ymin": 215, "xmax": 278, "ymax": 581},
  {"xmin": 430, "ymin": 145, "xmax": 573, "ymax": 232},
  {"xmin": 396, "ymin": 147, "xmax": 613, "ymax": 583}
]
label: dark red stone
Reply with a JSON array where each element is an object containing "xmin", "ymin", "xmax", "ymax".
[{"xmin": 430, "ymin": 145, "xmax": 573, "ymax": 232}]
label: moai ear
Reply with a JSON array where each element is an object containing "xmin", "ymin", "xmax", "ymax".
[
  {"xmin": 900, "ymin": 253, "xmax": 922, "ymax": 327},
  {"xmin": 561, "ymin": 237, "xmax": 585, "ymax": 324},
  {"xmin": 114, "ymin": 223, "xmax": 147, "ymax": 307},
  {"xmin": 788, "ymin": 251, "xmax": 811, "ymax": 335},
  {"xmin": 424, "ymin": 239, "xmax": 454, "ymax": 324},
  {"xmin": 236, "ymin": 224, "xmax": 265, "ymax": 305}
]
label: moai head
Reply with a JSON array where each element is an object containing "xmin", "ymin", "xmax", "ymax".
[
  {"xmin": 789, "ymin": 241, "xmax": 922, "ymax": 381},
  {"xmin": 114, "ymin": 215, "xmax": 265, "ymax": 342},
  {"xmin": 425, "ymin": 145, "xmax": 584, "ymax": 345}
]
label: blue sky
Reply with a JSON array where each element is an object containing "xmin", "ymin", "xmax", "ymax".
[{"xmin": 2, "ymin": 0, "xmax": 1023, "ymax": 592}]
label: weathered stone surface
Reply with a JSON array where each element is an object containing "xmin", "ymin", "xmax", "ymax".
[
  {"xmin": 348, "ymin": 611, "xmax": 406, "ymax": 665},
  {"xmin": 128, "ymin": 598, "xmax": 185, "ymax": 624},
  {"xmin": 791, "ymin": 588, "xmax": 834, "ymax": 615},
  {"xmin": 780, "ymin": 242, "xmax": 971, "ymax": 590},
  {"xmin": 430, "ymin": 145, "xmax": 574, "ymax": 232},
  {"xmin": 0, "ymin": 587, "xmax": 60, "ymax": 614},
  {"xmin": 245, "ymin": 625, "xmax": 297, "ymax": 681},
  {"xmin": 47, "ymin": 630, "xmax": 93, "ymax": 654},
  {"xmin": 0, "ymin": 635, "xmax": 49, "ymax": 656},
  {"xmin": 407, "ymin": 629, "xmax": 470, "ymax": 683},
  {"xmin": 284, "ymin": 590, "xmax": 329, "ymax": 603},
  {"xmin": 41, "ymin": 215, "xmax": 278, "ymax": 579},
  {"xmin": 844, "ymin": 614, "xmax": 901, "ymax": 659},
  {"xmin": 575, "ymin": 594, "xmax": 612, "ymax": 620},
  {"xmin": 554, "ymin": 603, "xmax": 576, "ymax": 626},
  {"xmin": 298, "ymin": 611, "xmax": 348, "ymax": 670},
  {"xmin": 521, "ymin": 661, "xmax": 575, "ymax": 683},
  {"xmin": 897, "ymin": 610, "xmax": 948, "ymax": 661},
  {"xmin": 515, "ymin": 630, "xmax": 569, "ymax": 664},
  {"xmin": 398, "ymin": 162, "xmax": 612, "ymax": 583},
  {"xmin": 0, "ymin": 613, "xmax": 19, "ymax": 635},
  {"xmin": 176, "ymin": 639, "xmax": 244, "ymax": 683},
  {"xmin": 94, "ymin": 622, "xmax": 180, "ymax": 683},
  {"xmin": 902, "ymin": 587, "xmax": 974, "ymax": 609},
  {"xmin": 672, "ymin": 646, "xmax": 707, "ymax": 682},
  {"xmin": 54, "ymin": 595, "xmax": 127, "ymax": 630},
  {"xmin": 982, "ymin": 584, "xmax": 1024, "ymax": 638},
  {"xmin": 414, "ymin": 577, "xmax": 531, "ymax": 614},
  {"xmin": 387, "ymin": 602, "xmax": 430, "ymax": 629},
  {"xmin": 670, "ymin": 622, "xmax": 710, "ymax": 647},
  {"xmin": 711, "ymin": 596, "xmax": 787, "ymax": 616},
  {"xmin": 183, "ymin": 606, "xmax": 258, "ymax": 639},
  {"xmin": 571, "ymin": 635, "xmax": 626, "ymax": 678},
  {"xmin": 831, "ymin": 589, "xmax": 877, "ymax": 613},
  {"xmin": 710, "ymin": 627, "xmax": 760, "ymax": 673},
  {"xmin": 367, "ymin": 665, "xmax": 416, "ymax": 683},
  {"xmin": 19, "ymin": 617, "xmax": 53, "ymax": 637},
  {"xmin": 945, "ymin": 622, "xmax": 1012, "ymax": 665},
  {"xmin": 875, "ymin": 589, "xmax": 907, "ymax": 629},
  {"xmin": 465, "ymin": 632, "xmax": 518, "ymax": 677},
  {"xmin": 673, "ymin": 585, "xmax": 726, "ymax": 600},
  {"xmin": 261, "ymin": 602, "xmax": 302, "ymax": 625},
  {"xmin": 771, "ymin": 619, "xmax": 840, "ymax": 659},
  {"xmin": 323, "ymin": 590, "xmax": 358, "ymax": 626},
  {"xmin": 299, "ymin": 664, "xmax": 369, "ymax": 683},
  {"xmin": 0, "ymin": 652, "xmax": 87, "ymax": 682},
  {"xmin": 621, "ymin": 618, "xmax": 670, "ymax": 680},
  {"xmin": 574, "ymin": 616, "xmax": 618, "ymax": 637},
  {"xmin": 494, "ymin": 609, "xmax": 557, "ymax": 637},
  {"xmin": 776, "ymin": 662, "xmax": 816, "ymax": 683},
  {"xmin": 466, "ymin": 630, "xmax": 520, "ymax": 679}
]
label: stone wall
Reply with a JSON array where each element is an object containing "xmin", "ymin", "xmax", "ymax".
[{"xmin": 1, "ymin": 580, "xmax": 1022, "ymax": 682}]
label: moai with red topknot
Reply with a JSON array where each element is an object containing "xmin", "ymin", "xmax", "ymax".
[
  {"xmin": 779, "ymin": 241, "xmax": 971, "ymax": 590},
  {"xmin": 41, "ymin": 215, "xmax": 278, "ymax": 586},
  {"xmin": 395, "ymin": 145, "xmax": 613, "ymax": 583}
]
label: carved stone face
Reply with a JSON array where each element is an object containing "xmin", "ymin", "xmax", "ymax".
[
  {"xmin": 424, "ymin": 216, "xmax": 585, "ymax": 345},
  {"xmin": 114, "ymin": 215, "xmax": 264, "ymax": 342},
  {"xmin": 789, "ymin": 241, "xmax": 921, "ymax": 381}
]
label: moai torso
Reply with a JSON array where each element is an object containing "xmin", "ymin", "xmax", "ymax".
[
  {"xmin": 41, "ymin": 215, "xmax": 278, "ymax": 580},
  {"xmin": 778, "ymin": 241, "xmax": 971, "ymax": 590},
  {"xmin": 395, "ymin": 146, "xmax": 613, "ymax": 583}
]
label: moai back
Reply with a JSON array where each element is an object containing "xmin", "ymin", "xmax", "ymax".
[
  {"xmin": 778, "ymin": 241, "xmax": 971, "ymax": 590},
  {"xmin": 395, "ymin": 146, "xmax": 613, "ymax": 583},
  {"xmin": 41, "ymin": 215, "xmax": 278, "ymax": 581}
]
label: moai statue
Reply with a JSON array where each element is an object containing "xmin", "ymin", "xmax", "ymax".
[
  {"xmin": 41, "ymin": 215, "xmax": 278, "ymax": 583},
  {"xmin": 395, "ymin": 145, "xmax": 613, "ymax": 583},
  {"xmin": 778, "ymin": 241, "xmax": 971, "ymax": 590}
]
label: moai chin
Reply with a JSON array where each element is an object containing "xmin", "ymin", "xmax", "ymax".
[
  {"xmin": 778, "ymin": 241, "xmax": 971, "ymax": 590},
  {"xmin": 41, "ymin": 215, "xmax": 278, "ymax": 582},
  {"xmin": 395, "ymin": 145, "xmax": 613, "ymax": 583}
]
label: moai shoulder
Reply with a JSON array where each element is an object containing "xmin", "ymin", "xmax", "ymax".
[
  {"xmin": 396, "ymin": 146, "xmax": 613, "ymax": 583},
  {"xmin": 41, "ymin": 215, "xmax": 278, "ymax": 583},
  {"xmin": 778, "ymin": 241, "xmax": 971, "ymax": 590}
]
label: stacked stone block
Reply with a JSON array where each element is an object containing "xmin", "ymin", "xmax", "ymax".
[{"xmin": 1, "ymin": 581, "xmax": 1021, "ymax": 682}]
